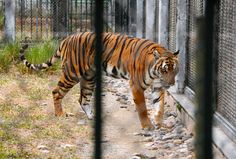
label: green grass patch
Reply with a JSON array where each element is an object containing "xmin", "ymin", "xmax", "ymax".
[
  {"xmin": 0, "ymin": 40, "xmax": 60, "ymax": 74},
  {"xmin": 0, "ymin": 42, "xmax": 21, "ymax": 72},
  {"xmin": 25, "ymin": 40, "xmax": 58, "ymax": 64},
  {"xmin": 21, "ymin": 40, "xmax": 60, "ymax": 74},
  {"xmin": 0, "ymin": 9, "xmax": 4, "ymax": 30}
]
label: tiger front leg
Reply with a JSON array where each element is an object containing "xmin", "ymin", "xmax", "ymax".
[
  {"xmin": 152, "ymin": 88, "xmax": 165, "ymax": 128},
  {"xmin": 79, "ymin": 78, "xmax": 95, "ymax": 120},
  {"xmin": 131, "ymin": 84, "xmax": 154, "ymax": 130}
]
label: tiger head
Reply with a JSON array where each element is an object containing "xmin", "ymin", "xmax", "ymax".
[{"xmin": 152, "ymin": 49, "xmax": 179, "ymax": 88}]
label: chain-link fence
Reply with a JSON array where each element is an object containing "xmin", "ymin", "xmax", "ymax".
[
  {"xmin": 186, "ymin": 0, "xmax": 205, "ymax": 92},
  {"xmin": 167, "ymin": 0, "xmax": 236, "ymax": 148},
  {"xmin": 168, "ymin": 0, "xmax": 177, "ymax": 52},
  {"xmin": 217, "ymin": 0, "xmax": 236, "ymax": 135},
  {"xmin": 13, "ymin": 0, "xmax": 113, "ymax": 42}
]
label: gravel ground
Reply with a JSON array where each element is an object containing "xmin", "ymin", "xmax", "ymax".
[
  {"xmin": 101, "ymin": 77, "xmax": 195, "ymax": 159},
  {"xmin": 0, "ymin": 71, "xmax": 195, "ymax": 159}
]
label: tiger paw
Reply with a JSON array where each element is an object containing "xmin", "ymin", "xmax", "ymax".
[
  {"xmin": 55, "ymin": 111, "xmax": 64, "ymax": 117},
  {"xmin": 142, "ymin": 123, "xmax": 155, "ymax": 131},
  {"xmin": 154, "ymin": 114, "xmax": 163, "ymax": 128},
  {"xmin": 81, "ymin": 105, "xmax": 94, "ymax": 120},
  {"xmin": 143, "ymin": 125, "xmax": 155, "ymax": 131}
]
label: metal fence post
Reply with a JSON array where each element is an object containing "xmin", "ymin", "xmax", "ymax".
[
  {"xmin": 4, "ymin": 0, "xmax": 15, "ymax": 42},
  {"xmin": 175, "ymin": 0, "xmax": 187, "ymax": 93},
  {"xmin": 128, "ymin": 0, "xmax": 136, "ymax": 37},
  {"xmin": 158, "ymin": 0, "xmax": 169, "ymax": 48},
  {"xmin": 94, "ymin": 0, "xmax": 103, "ymax": 158},
  {"xmin": 195, "ymin": 1, "xmax": 216, "ymax": 158}
]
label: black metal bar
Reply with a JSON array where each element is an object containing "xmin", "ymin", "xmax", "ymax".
[
  {"xmin": 20, "ymin": 0, "xmax": 23, "ymax": 40},
  {"xmin": 85, "ymin": 0, "xmax": 87, "ymax": 30},
  {"xmin": 94, "ymin": 0, "xmax": 103, "ymax": 158},
  {"xmin": 70, "ymin": 0, "xmax": 73, "ymax": 33},
  {"xmin": 80, "ymin": 0, "xmax": 82, "ymax": 32},
  {"xmin": 195, "ymin": 1, "xmax": 216, "ymax": 159},
  {"xmin": 90, "ymin": 0, "xmax": 93, "ymax": 31},
  {"xmin": 36, "ymin": 0, "xmax": 39, "ymax": 40},
  {"xmin": 30, "ymin": 0, "xmax": 33, "ymax": 40},
  {"xmin": 142, "ymin": 0, "xmax": 146, "ymax": 38},
  {"xmin": 46, "ymin": 0, "xmax": 49, "ymax": 38},
  {"xmin": 40, "ymin": 0, "xmax": 43, "ymax": 39}
]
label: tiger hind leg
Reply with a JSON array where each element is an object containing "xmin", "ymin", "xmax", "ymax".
[
  {"xmin": 52, "ymin": 74, "xmax": 78, "ymax": 116},
  {"xmin": 79, "ymin": 77, "xmax": 95, "ymax": 119}
]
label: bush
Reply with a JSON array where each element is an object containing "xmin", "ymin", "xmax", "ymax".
[
  {"xmin": 0, "ymin": 42, "xmax": 21, "ymax": 72},
  {"xmin": 0, "ymin": 40, "xmax": 59, "ymax": 73},
  {"xmin": 0, "ymin": 10, "xmax": 4, "ymax": 30},
  {"xmin": 25, "ymin": 40, "xmax": 58, "ymax": 64},
  {"xmin": 21, "ymin": 40, "xmax": 60, "ymax": 74}
]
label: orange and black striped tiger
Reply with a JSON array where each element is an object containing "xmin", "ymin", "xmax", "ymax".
[{"xmin": 19, "ymin": 32, "xmax": 179, "ymax": 130}]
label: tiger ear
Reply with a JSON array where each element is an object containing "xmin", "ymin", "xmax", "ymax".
[
  {"xmin": 173, "ymin": 50, "xmax": 179, "ymax": 56},
  {"xmin": 153, "ymin": 50, "xmax": 160, "ymax": 59}
]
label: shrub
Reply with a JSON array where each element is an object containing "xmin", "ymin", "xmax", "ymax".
[
  {"xmin": 21, "ymin": 40, "xmax": 60, "ymax": 74},
  {"xmin": 0, "ymin": 42, "xmax": 21, "ymax": 72},
  {"xmin": 0, "ymin": 40, "xmax": 59, "ymax": 73}
]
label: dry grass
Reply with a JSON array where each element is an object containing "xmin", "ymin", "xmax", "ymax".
[{"xmin": 0, "ymin": 68, "xmax": 93, "ymax": 159}]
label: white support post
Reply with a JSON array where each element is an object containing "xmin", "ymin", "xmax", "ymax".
[
  {"xmin": 158, "ymin": 0, "xmax": 169, "ymax": 48},
  {"xmin": 4, "ymin": 0, "xmax": 15, "ymax": 42},
  {"xmin": 136, "ymin": 0, "xmax": 144, "ymax": 38},
  {"xmin": 175, "ymin": 0, "xmax": 187, "ymax": 93},
  {"xmin": 145, "ymin": 0, "xmax": 155, "ymax": 41}
]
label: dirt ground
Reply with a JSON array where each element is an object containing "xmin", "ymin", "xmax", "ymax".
[{"xmin": 0, "ymin": 69, "xmax": 194, "ymax": 159}]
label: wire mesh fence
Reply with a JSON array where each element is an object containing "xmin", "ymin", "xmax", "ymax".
[
  {"xmin": 217, "ymin": 0, "xmax": 236, "ymax": 132},
  {"xmin": 186, "ymin": 0, "xmax": 205, "ymax": 92},
  {"xmin": 12, "ymin": 0, "xmax": 113, "ymax": 42},
  {"xmin": 168, "ymin": 0, "xmax": 177, "ymax": 51}
]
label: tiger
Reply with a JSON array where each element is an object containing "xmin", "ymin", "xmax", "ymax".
[{"xmin": 19, "ymin": 32, "xmax": 179, "ymax": 130}]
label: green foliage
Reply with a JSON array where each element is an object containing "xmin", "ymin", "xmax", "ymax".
[
  {"xmin": 0, "ymin": 40, "xmax": 60, "ymax": 73},
  {"xmin": 0, "ymin": 9, "xmax": 4, "ymax": 30},
  {"xmin": 23, "ymin": 40, "xmax": 60, "ymax": 73},
  {"xmin": 0, "ymin": 42, "xmax": 21, "ymax": 72},
  {"xmin": 25, "ymin": 40, "xmax": 58, "ymax": 64}
]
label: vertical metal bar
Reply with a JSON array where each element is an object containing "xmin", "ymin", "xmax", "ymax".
[
  {"xmin": 46, "ymin": 0, "xmax": 49, "ymax": 38},
  {"xmin": 80, "ymin": 0, "xmax": 82, "ymax": 32},
  {"xmin": 75, "ymin": 0, "xmax": 77, "ymax": 31},
  {"xmin": 20, "ymin": 0, "xmax": 23, "ymax": 40},
  {"xmin": 30, "ymin": 0, "xmax": 33, "ymax": 40},
  {"xmin": 70, "ymin": 0, "xmax": 73, "ymax": 33},
  {"xmin": 90, "ymin": 0, "xmax": 93, "ymax": 31},
  {"xmin": 85, "ymin": 0, "xmax": 87, "ymax": 31},
  {"xmin": 142, "ymin": 0, "xmax": 146, "ymax": 38},
  {"xmin": 36, "ymin": 0, "xmax": 39, "ymax": 40},
  {"xmin": 105, "ymin": 0, "xmax": 109, "ymax": 32},
  {"xmin": 94, "ymin": 0, "xmax": 103, "ymax": 158},
  {"xmin": 40, "ymin": 0, "xmax": 43, "ymax": 40},
  {"xmin": 195, "ymin": 1, "xmax": 216, "ymax": 159}
]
